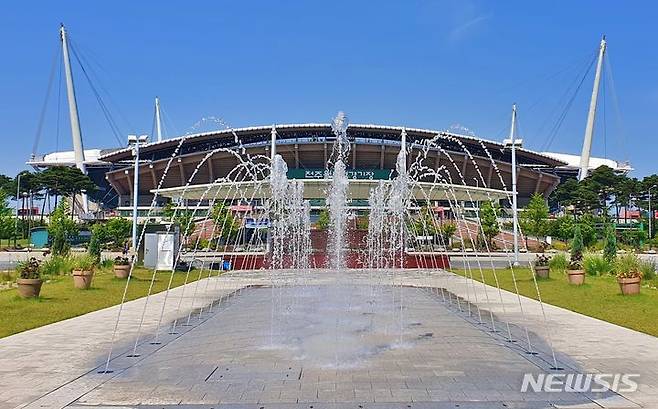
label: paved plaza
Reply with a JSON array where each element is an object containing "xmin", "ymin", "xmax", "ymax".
[{"xmin": 1, "ymin": 269, "xmax": 657, "ymax": 408}]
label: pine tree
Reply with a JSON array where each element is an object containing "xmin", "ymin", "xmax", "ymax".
[
  {"xmin": 569, "ymin": 225, "xmax": 584, "ymax": 269},
  {"xmin": 603, "ymin": 224, "xmax": 617, "ymax": 262}
]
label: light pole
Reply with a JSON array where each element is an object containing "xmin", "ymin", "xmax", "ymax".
[
  {"xmin": 504, "ymin": 104, "xmax": 523, "ymax": 265},
  {"xmin": 649, "ymin": 185, "xmax": 657, "ymax": 248},
  {"xmin": 13, "ymin": 174, "xmax": 21, "ymax": 247},
  {"xmin": 128, "ymin": 135, "xmax": 148, "ymax": 251}
]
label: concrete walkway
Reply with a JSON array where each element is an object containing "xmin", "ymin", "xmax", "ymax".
[
  {"xmin": 0, "ymin": 269, "xmax": 656, "ymax": 408},
  {"xmin": 0, "ymin": 272, "xmax": 253, "ymax": 409}
]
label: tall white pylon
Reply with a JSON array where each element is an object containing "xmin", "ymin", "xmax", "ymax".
[
  {"xmin": 60, "ymin": 24, "xmax": 88, "ymax": 213},
  {"xmin": 578, "ymin": 36, "xmax": 607, "ymax": 181},
  {"xmin": 155, "ymin": 96, "xmax": 163, "ymax": 142},
  {"xmin": 504, "ymin": 104, "xmax": 521, "ymax": 265}
]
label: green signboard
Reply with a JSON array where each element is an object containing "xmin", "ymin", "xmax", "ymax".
[{"xmin": 287, "ymin": 168, "xmax": 391, "ymax": 180}]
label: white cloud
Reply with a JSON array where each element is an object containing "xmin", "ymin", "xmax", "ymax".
[{"xmin": 448, "ymin": 13, "xmax": 492, "ymax": 43}]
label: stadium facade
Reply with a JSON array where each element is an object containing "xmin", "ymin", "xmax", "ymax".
[
  {"xmin": 97, "ymin": 124, "xmax": 565, "ymax": 213},
  {"xmin": 28, "ymin": 123, "xmax": 633, "ymax": 220}
]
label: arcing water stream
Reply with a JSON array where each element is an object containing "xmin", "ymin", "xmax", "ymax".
[{"xmin": 102, "ymin": 111, "xmax": 558, "ymax": 374}]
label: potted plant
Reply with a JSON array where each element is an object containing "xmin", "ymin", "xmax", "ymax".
[
  {"xmin": 71, "ymin": 254, "xmax": 97, "ymax": 289},
  {"xmin": 534, "ymin": 254, "xmax": 550, "ymax": 278},
  {"xmin": 113, "ymin": 256, "xmax": 131, "ymax": 279},
  {"xmin": 16, "ymin": 257, "xmax": 42, "ymax": 298},
  {"xmin": 567, "ymin": 226, "xmax": 585, "ymax": 285},
  {"xmin": 615, "ymin": 252, "xmax": 642, "ymax": 295}
]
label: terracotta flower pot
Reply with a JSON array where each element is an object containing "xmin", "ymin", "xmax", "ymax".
[
  {"xmin": 618, "ymin": 276, "xmax": 641, "ymax": 295},
  {"xmin": 535, "ymin": 265, "xmax": 549, "ymax": 279},
  {"xmin": 17, "ymin": 278, "xmax": 43, "ymax": 298},
  {"xmin": 72, "ymin": 270, "xmax": 94, "ymax": 289},
  {"xmin": 567, "ymin": 269, "xmax": 585, "ymax": 285},
  {"xmin": 113, "ymin": 264, "xmax": 130, "ymax": 279}
]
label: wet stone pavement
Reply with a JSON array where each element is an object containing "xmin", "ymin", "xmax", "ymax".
[{"xmin": 64, "ymin": 284, "xmax": 631, "ymax": 408}]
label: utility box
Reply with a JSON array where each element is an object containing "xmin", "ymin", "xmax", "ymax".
[{"xmin": 138, "ymin": 224, "xmax": 180, "ymax": 270}]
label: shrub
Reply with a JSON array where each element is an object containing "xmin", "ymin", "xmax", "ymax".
[
  {"xmin": 48, "ymin": 202, "xmax": 78, "ymax": 256},
  {"xmin": 569, "ymin": 225, "xmax": 584, "ymax": 269},
  {"xmin": 113, "ymin": 256, "xmax": 130, "ymax": 266},
  {"xmin": 439, "ymin": 223, "xmax": 457, "ymax": 245},
  {"xmin": 549, "ymin": 253, "xmax": 568, "ymax": 274},
  {"xmin": 197, "ymin": 238, "xmax": 210, "ymax": 250},
  {"xmin": 534, "ymin": 254, "xmax": 550, "ymax": 267},
  {"xmin": 639, "ymin": 259, "xmax": 656, "ymax": 281},
  {"xmin": 71, "ymin": 254, "xmax": 97, "ymax": 271},
  {"xmin": 40, "ymin": 255, "xmax": 73, "ymax": 276},
  {"xmin": 100, "ymin": 258, "xmax": 114, "ymax": 269},
  {"xmin": 105, "ymin": 218, "xmax": 132, "ymax": 249},
  {"xmin": 603, "ymin": 225, "xmax": 617, "ymax": 262},
  {"xmin": 315, "ymin": 209, "xmax": 329, "ymax": 230},
  {"xmin": 620, "ymin": 229, "xmax": 647, "ymax": 249},
  {"xmin": 87, "ymin": 224, "xmax": 105, "ymax": 262},
  {"xmin": 16, "ymin": 257, "xmax": 41, "ymax": 279},
  {"xmin": 551, "ymin": 240, "xmax": 569, "ymax": 251},
  {"xmin": 614, "ymin": 252, "xmax": 641, "ymax": 279},
  {"xmin": 583, "ymin": 253, "xmax": 612, "ymax": 276}
]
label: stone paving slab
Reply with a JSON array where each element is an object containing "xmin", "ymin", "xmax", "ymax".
[
  {"xmin": 1, "ymin": 269, "xmax": 655, "ymax": 408},
  {"xmin": 0, "ymin": 271, "xmax": 255, "ymax": 409},
  {"xmin": 61, "ymin": 283, "xmax": 628, "ymax": 408}
]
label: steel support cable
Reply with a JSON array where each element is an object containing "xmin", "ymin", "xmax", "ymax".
[
  {"xmin": 68, "ymin": 36, "xmax": 135, "ymax": 135},
  {"xmin": 604, "ymin": 54, "xmax": 630, "ymax": 163},
  {"xmin": 32, "ymin": 47, "xmax": 61, "ymax": 156},
  {"xmin": 150, "ymin": 103, "xmax": 157, "ymax": 140},
  {"xmin": 602, "ymin": 67, "xmax": 607, "ymax": 158},
  {"xmin": 69, "ymin": 42, "xmax": 125, "ymax": 147},
  {"xmin": 533, "ymin": 50, "xmax": 598, "ymax": 149},
  {"xmin": 541, "ymin": 52, "xmax": 598, "ymax": 151},
  {"xmin": 55, "ymin": 54, "xmax": 63, "ymax": 151},
  {"xmin": 160, "ymin": 104, "xmax": 180, "ymax": 137},
  {"xmin": 487, "ymin": 51, "xmax": 597, "ymax": 150}
]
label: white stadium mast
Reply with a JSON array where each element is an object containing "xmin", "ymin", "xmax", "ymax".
[
  {"xmin": 578, "ymin": 36, "xmax": 607, "ymax": 181},
  {"xmin": 60, "ymin": 24, "xmax": 89, "ymax": 213},
  {"xmin": 155, "ymin": 96, "xmax": 163, "ymax": 142}
]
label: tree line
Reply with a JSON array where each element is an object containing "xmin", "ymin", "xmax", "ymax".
[{"xmin": 0, "ymin": 167, "xmax": 97, "ymax": 245}]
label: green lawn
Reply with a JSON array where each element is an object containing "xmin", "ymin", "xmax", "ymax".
[
  {"xmin": 0, "ymin": 238, "xmax": 30, "ymax": 249},
  {"xmin": 453, "ymin": 268, "xmax": 658, "ymax": 337},
  {"xmin": 0, "ymin": 267, "xmax": 211, "ymax": 338}
]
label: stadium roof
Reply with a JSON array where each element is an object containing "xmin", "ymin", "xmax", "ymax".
[{"xmin": 99, "ymin": 123, "xmax": 568, "ymax": 168}]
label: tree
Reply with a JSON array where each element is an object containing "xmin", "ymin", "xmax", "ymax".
[
  {"xmin": 104, "ymin": 217, "xmax": 132, "ymax": 248},
  {"xmin": 0, "ymin": 174, "xmax": 13, "ymax": 195},
  {"xmin": 87, "ymin": 223, "xmax": 108, "ymax": 261},
  {"xmin": 438, "ymin": 222, "xmax": 457, "ymax": 246},
  {"xmin": 211, "ymin": 203, "xmax": 239, "ymax": 242},
  {"xmin": 583, "ymin": 165, "xmax": 622, "ymax": 214},
  {"xmin": 48, "ymin": 202, "xmax": 78, "ymax": 256},
  {"xmin": 615, "ymin": 177, "xmax": 640, "ymax": 222},
  {"xmin": 570, "ymin": 225, "xmax": 584, "ymax": 268},
  {"xmin": 549, "ymin": 178, "xmax": 578, "ymax": 209},
  {"xmin": 620, "ymin": 228, "xmax": 647, "ymax": 249},
  {"xmin": 410, "ymin": 207, "xmax": 438, "ymax": 236},
  {"xmin": 479, "ymin": 201, "xmax": 500, "ymax": 247},
  {"xmin": 0, "ymin": 189, "xmax": 14, "ymax": 246},
  {"xmin": 316, "ymin": 209, "xmax": 330, "ymax": 230},
  {"xmin": 520, "ymin": 193, "xmax": 549, "ymax": 245},
  {"xmin": 163, "ymin": 202, "xmax": 196, "ymax": 238},
  {"xmin": 603, "ymin": 224, "xmax": 617, "ymax": 262}
]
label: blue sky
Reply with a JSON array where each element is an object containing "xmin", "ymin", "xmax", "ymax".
[{"xmin": 1, "ymin": 1, "xmax": 657, "ymax": 177}]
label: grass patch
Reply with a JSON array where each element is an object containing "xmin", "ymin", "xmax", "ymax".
[
  {"xmin": 0, "ymin": 266, "xmax": 212, "ymax": 338},
  {"xmin": 453, "ymin": 267, "xmax": 658, "ymax": 337},
  {"xmin": 0, "ymin": 238, "xmax": 30, "ymax": 249}
]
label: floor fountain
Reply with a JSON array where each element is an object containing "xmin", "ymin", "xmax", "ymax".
[{"xmin": 87, "ymin": 111, "xmax": 596, "ymax": 407}]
